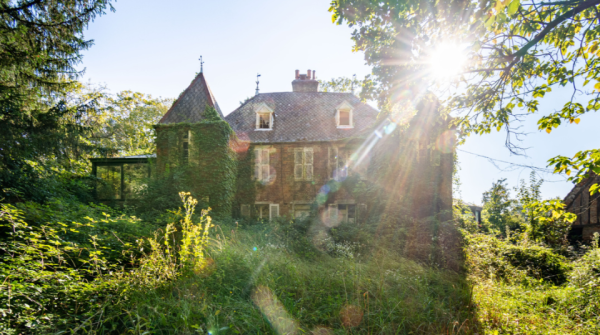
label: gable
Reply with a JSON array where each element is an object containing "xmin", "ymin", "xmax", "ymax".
[{"xmin": 159, "ymin": 73, "xmax": 224, "ymax": 124}]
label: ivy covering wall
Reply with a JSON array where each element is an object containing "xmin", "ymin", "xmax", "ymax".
[{"xmin": 154, "ymin": 106, "xmax": 237, "ymax": 217}]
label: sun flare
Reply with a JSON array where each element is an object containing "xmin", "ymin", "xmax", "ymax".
[{"xmin": 429, "ymin": 43, "xmax": 467, "ymax": 79}]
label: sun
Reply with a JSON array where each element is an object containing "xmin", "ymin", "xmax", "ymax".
[{"xmin": 429, "ymin": 43, "xmax": 467, "ymax": 79}]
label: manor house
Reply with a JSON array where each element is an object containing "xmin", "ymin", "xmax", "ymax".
[{"xmin": 91, "ymin": 69, "xmax": 454, "ymax": 223}]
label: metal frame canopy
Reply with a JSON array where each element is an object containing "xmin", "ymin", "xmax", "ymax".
[{"xmin": 90, "ymin": 154, "xmax": 155, "ymax": 201}]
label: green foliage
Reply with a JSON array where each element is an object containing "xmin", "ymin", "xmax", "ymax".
[
  {"xmin": 463, "ymin": 226, "xmax": 600, "ymax": 333},
  {"xmin": 523, "ymin": 199, "xmax": 577, "ymax": 250},
  {"xmin": 0, "ymin": 1, "xmax": 115, "ymax": 203},
  {"xmin": 319, "ymin": 76, "xmax": 363, "ymax": 95},
  {"xmin": 481, "ymin": 178, "xmax": 524, "ymax": 234},
  {"xmin": 453, "ymin": 199, "xmax": 479, "ymax": 233},
  {"xmin": 330, "ymin": 0, "xmax": 600, "ymax": 195},
  {"xmin": 0, "ymin": 192, "xmax": 215, "ymax": 334},
  {"xmin": 503, "ymin": 244, "xmax": 571, "ymax": 285},
  {"xmin": 80, "ymin": 86, "xmax": 173, "ymax": 156},
  {"xmin": 0, "ymin": 202, "xmax": 129, "ymax": 333},
  {"xmin": 91, "ymin": 221, "xmax": 475, "ymax": 334},
  {"xmin": 151, "ymin": 110, "xmax": 237, "ymax": 218}
]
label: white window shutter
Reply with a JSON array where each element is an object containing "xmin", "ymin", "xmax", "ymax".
[
  {"xmin": 305, "ymin": 148, "xmax": 313, "ymax": 180},
  {"xmin": 254, "ymin": 149, "xmax": 260, "ymax": 180},
  {"xmin": 294, "ymin": 149, "xmax": 303, "ymax": 180},
  {"xmin": 269, "ymin": 204, "xmax": 279, "ymax": 220}
]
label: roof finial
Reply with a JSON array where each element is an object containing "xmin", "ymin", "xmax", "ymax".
[
  {"xmin": 199, "ymin": 55, "xmax": 204, "ymax": 73},
  {"xmin": 255, "ymin": 73, "xmax": 261, "ymax": 96}
]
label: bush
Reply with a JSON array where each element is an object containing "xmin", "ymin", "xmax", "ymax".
[
  {"xmin": 464, "ymin": 233, "xmax": 570, "ymax": 284},
  {"xmin": 503, "ymin": 244, "xmax": 571, "ymax": 285}
]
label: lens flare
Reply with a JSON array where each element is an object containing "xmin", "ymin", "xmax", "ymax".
[{"xmin": 429, "ymin": 43, "xmax": 466, "ymax": 79}]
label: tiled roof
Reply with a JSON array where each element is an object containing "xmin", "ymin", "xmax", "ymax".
[
  {"xmin": 564, "ymin": 174, "xmax": 600, "ymax": 208},
  {"xmin": 159, "ymin": 73, "xmax": 223, "ymax": 124},
  {"xmin": 224, "ymin": 92, "xmax": 379, "ymax": 143}
]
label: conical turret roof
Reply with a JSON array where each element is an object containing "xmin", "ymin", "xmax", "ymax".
[{"xmin": 159, "ymin": 73, "xmax": 223, "ymax": 124}]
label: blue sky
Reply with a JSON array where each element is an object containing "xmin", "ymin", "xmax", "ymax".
[{"xmin": 80, "ymin": 0, "xmax": 599, "ymax": 205}]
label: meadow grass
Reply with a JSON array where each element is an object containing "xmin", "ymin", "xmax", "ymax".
[{"xmin": 108, "ymin": 221, "xmax": 477, "ymax": 334}]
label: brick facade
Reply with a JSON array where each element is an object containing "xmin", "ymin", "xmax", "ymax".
[{"xmin": 565, "ymin": 174, "xmax": 600, "ymax": 241}]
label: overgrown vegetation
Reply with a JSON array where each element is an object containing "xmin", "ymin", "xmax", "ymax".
[{"xmin": 453, "ymin": 174, "xmax": 600, "ymax": 334}]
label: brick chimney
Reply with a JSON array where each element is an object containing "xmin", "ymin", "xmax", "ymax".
[{"xmin": 292, "ymin": 69, "xmax": 319, "ymax": 92}]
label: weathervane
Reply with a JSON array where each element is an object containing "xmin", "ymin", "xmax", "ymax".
[
  {"xmin": 255, "ymin": 73, "xmax": 261, "ymax": 96},
  {"xmin": 199, "ymin": 55, "xmax": 204, "ymax": 73}
]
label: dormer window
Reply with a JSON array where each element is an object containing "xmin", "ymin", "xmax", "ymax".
[
  {"xmin": 255, "ymin": 103, "xmax": 274, "ymax": 130},
  {"xmin": 336, "ymin": 101, "xmax": 353, "ymax": 128},
  {"xmin": 258, "ymin": 112, "xmax": 271, "ymax": 129}
]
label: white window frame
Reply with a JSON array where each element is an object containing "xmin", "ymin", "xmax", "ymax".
[
  {"xmin": 269, "ymin": 204, "xmax": 279, "ymax": 220},
  {"xmin": 254, "ymin": 147, "xmax": 271, "ymax": 182},
  {"xmin": 336, "ymin": 101, "xmax": 354, "ymax": 129},
  {"xmin": 255, "ymin": 103, "xmax": 274, "ymax": 130},
  {"xmin": 294, "ymin": 147, "xmax": 313, "ymax": 181},
  {"xmin": 293, "ymin": 204, "xmax": 311, "ymax": 218}
]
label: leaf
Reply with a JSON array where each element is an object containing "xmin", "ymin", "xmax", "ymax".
[
  {"xmin": 574, "ymin": 118, "xmax": 580, "ymax": 124},
  {"xmin": 594, "ymin": 82, "xmax": 600, "ymax": 92},
  {"xmin": 507, "ymin": 0, "xmax": 520, "ymax": 16},
  {"xmin": 546, "ymin": 128, "xmax": 552, "ymax": 133}
]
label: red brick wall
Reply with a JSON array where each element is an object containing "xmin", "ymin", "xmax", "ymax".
[{"xmin": 236, "ymin": 141, "xmax": 363, "ymax": 217}]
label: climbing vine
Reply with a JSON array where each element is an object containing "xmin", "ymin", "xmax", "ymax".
[{"xmin": 153, "ymin": 106, "xmax": 237, "ymax": 218}]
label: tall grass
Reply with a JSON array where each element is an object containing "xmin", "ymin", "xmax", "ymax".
[{"xmin": 100, "ymin": 217, "xmax": 477, "ymax": 334}]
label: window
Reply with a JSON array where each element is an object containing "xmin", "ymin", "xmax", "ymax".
[
  {"xmin": 338, "ymin": 204, "xmax": 356, "ymax": 223},
  {"xmin": 97, "ymin": 165, "xmax": 121, "ymax": 200},
  {"xmin": 294, "ymin": 147, "xmax": 313, "ymax": 180},
  {"xmin": 329, "ymin": 147, "xmax": 350, "ymax": 180},
  {"xmin": 294, "ymin": 204, "xmax": 311, "ymax": 218},
  {"xmin": 255, "ymin": 104, "xmax": 274, "ymax": 130},
  {"xmin": 123, "ymin": 163, "xmax": 147, "ymax": 199},
  {"xmin": 336, "ymin": 101, "xmax": 353, "ymax": 128},
  {"xmin": 241, "ymin": 204, "xmax": 251, "ymax": 217},
  {"xmin": 255, "ymin": 204, "xmax": 278, "ymax": 220},
  {"xmin": 328, "ymin": 204, "xmax": 338, "ymax": 223},
  {"xmin": 339, "ymin": 110, "xmax": 351, "ymax": 126},
  {"xmin": 254, "ymin": 147, "xmax": 271, "ymax": 182},
  {"xmin": 256, "ymin": 204, "xmax": 269, "ymax": 219},
  {"xmin": 258, "ymin": 113, "xmax": 271, "ymax": 129},
  {"xmin": 269, "ymin": 204, "xmax": 279, "ymax": 220},
  {"xmin": 182, "ymin": 131, "xmax": 190, "ymax": 164}
]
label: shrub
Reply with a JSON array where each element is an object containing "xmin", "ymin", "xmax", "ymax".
[
  {"xmin": 464, "ymin": 233, "xmax": 570, "ymax": 284},
  {"xmin": 503, "ymin": 244, "xmax": 571, "ymax": 285}
]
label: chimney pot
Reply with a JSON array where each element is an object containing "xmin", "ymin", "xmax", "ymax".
[
  {"xmin": 312, "ymin": 70, "xmax": 316, "ymax": 80},
  {"xmin": 292, "ymin": 68, "xmax": 319, "ymax": 92}
]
